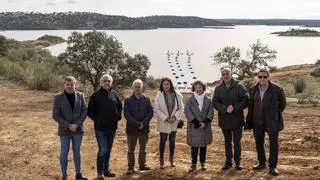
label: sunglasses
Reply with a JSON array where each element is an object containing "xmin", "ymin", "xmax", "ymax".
[{"xmin": 258, "ymin": 76, "xmax": 268, "ymax": 79}]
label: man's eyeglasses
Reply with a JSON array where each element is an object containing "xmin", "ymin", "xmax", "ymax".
[
  {"xmin": 258, "ymin": 76, "xmax": 268, "ymax": 79},
  {"xmin": 222, "ymin": 73, "xmax": 230, "ymax": 76},
  {"xmin": 103, "ymin": 80, "xmax": 111, "ymax": 82}
]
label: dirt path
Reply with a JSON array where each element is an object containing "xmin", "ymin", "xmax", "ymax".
[{"xmin": 0, "ymin": 85, "xmax": 319, "ymax": 180}]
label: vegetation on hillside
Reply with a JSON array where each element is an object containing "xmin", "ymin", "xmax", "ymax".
[
  {"xmin": 271, "ymin": 28, "xmax": 320, "ymax": 36},
  {"xmin": 0, "ymin": 12, "xmax": 232, "ymax": 30}
]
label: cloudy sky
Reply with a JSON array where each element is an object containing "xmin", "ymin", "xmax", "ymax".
[{"xmin": 1, "ymin": 0, "xmax": 320, "ymax": 19}]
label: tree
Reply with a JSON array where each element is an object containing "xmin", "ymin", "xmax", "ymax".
[
  {"xmin": 213, "ymin": 39, "xmax": 277, "ymax": 80},
  {"xmin": 58, "ymin": 30, "xmax": 151, "ymax": 90},
  {"xmin": 0, "ymin": 35, "xmax": 8, "ymax": 57}
]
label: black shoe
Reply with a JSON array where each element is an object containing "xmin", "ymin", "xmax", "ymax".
[
  {"xmin": 139, "ymin": 165, "xmax": 151, "ymax": 171},
  {"xmin": 75, "ymin": 173, "xmax": 88, "ymax": 180},
  {"xmin": 97, "ymin": 175, "xmax": 104, "ymax": 180},
  {"xmin": 61, "ymin": 176, "xmax": 67, "ymax": 180},
  {"xmin": 104, "ymin": 170, "xmax": 116, "ymax": 177},
  {"xmin": 221, "ymin": 162, "xmax": 232, "ymax": 170},
  {"xmin": 235, "ymin": 162, "xmax": 243, "ymax": 171},
  {"xmin": 253, "ymin": 163, "xmax": 266, "ymax": 170},
  {"xmin": 269, "ymin": 168, "xmax": 279, "ymax": 176}
]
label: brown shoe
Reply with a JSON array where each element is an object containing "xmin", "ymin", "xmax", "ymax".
[
  {"xmin": 201, "ymin": 163, "xmax": 207, "ymax": 171},
  {"xmin": 160, "ymin": 157, "xmax": 164, "ymax": 169},
  {"xmin": 169, "ymin": 156, "xmax": 176, "ymax": 167},
  {"xmin": 189, "ymin": 164, "xmax": 196, "ymax": 172}
]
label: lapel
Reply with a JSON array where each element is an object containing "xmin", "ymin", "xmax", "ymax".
[
  {"xmin": 62, "ymin": 92, "xmax": 73, "ymax": 113},
  {"xmin": 261, "ymin": 83, "xmax": 272, "ymax": 108},
  {"xmin": 73, "ymin": 92, "xmax": 79, "ymax": 112},
  {"xmin": 191, "ymin": 94, "xmax": 207, "ymax": 115},
  {"xmin": 62, "ymin": 91, "xmax": 78, "ymax": 113}
]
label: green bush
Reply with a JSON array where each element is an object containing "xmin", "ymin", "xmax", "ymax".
[
  {"xmin": 293, "ymin": 77, "xmax": 307, "ymax": 93},
  {"xmin": 26, "ymin": 65, "xmax": 60, "ymax": 91},
  {"xmin": 145, "ymin": 76, "xmax": 160, "ymax": 89},
  {"xmin": 241, "ymin": 78, "xmax": 257, "ymax": 91},
  {"xmin": 269, "ymin": 66, "xmax": 278, "ymax": 73},
  {"xmin": 0, "ymin": 60, "xmax": 26, "ymax": 83}
]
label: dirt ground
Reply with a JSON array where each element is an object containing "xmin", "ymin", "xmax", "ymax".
[{"xmin": 0, "ymin": 83, "xmax": 319, "ymax": 180}]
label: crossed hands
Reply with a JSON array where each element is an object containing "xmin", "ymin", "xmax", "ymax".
[
  {"xmin": 68, "ymin": 124, "xmax": 78, "ymax": 132},
  {"xmin": 226, "ymin": 105, "xmax": 234, "ymax": 113}
]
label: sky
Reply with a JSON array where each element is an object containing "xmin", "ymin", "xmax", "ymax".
[{"xmin": 1, "ymin": 0, "xmax": 320, "ymax": 19}]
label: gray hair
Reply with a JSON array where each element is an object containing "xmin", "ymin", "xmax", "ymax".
[
  {"xmin": 100, "ymin": 74, "xmax": 113, "ymax": 86},
  {"xmin": 132, "ymin": 79, "xmax": 143, "ymax": 87},
  {"xmin": 258, "ymin": 68, "xmax": 270, "ymax": 77},
  {"xmin": 64, "ymin": 76, "xmax": 76, "ymax": 83},
  {"xmin": 220, "ymin": 67, "xmax": 231, "ymax": 74}
]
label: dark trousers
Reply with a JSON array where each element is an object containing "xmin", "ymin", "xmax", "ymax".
[
  {"xmin": 222, "ymin": 128, "xmax": 242, "ymax": 163},
  {"xmin": 253, "ymin": 125, "xmax": 279, "ymax": 168},
  {"xmin": 191, "ymin": 146, "xmax": 207, "ymax": 164},
  {"xmin": 95, "ymin": 130, "xmax": 116, "ymax": 176},
  {"xmin": 159, "ymin": 132, "xmax": 176, "ymax": 158},
  {"xmin": 127, "ymin": 134, "xmax": 149, "ymax": 169}
]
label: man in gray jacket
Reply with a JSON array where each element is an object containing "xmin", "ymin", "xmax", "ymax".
[{"xmin": 52, "ymin": 76, "xmax": 88, "ymax": 180}]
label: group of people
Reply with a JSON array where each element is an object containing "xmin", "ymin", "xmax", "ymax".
[{"xmin": 52, "ymin": 68, "xmax": 286, "ymax": 180}]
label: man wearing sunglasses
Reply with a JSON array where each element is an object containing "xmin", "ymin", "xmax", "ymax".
[
  {"xmin": 213, "ymin": 68, "xmax": 248, "ymax": 171},
  {"xmin": 245, "ymin": 69, "xmax": 286, "ymax": 176}
]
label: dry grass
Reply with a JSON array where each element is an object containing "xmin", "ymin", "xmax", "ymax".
[{"xmin": 0, "ymin": 82, "xmax": 320, "ymax": 180}]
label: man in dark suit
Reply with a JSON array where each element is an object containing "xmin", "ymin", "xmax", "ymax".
[
  {"xmin": 52, "ymin": 76, "xmax": 88, "ymax": 180},
  {"xmin": 245, "ymin": 69, "xmax": 286, "ymax": 176}
]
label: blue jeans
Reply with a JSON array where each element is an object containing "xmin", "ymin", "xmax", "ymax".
[
  {"xmin": 95, "ymin": 130, "xmax": 116, "ymax": 175},
  {"xmin": 159, "ymin": 132, "xmax": 176, "ymax": 158},
  {"xmin": 59, "ymin": 134, "xmax": 83, "ymax": 177}
]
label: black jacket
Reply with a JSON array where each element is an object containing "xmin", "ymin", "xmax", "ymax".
[
  {"xmin": 88, "ymin": 88, "xmax": 122, "ymax": 131},
  {"xmin": 213, "ymin": 79, "xmax": 248, "ymax": 130},
  {"xmin": 246, "ymin": 81, "xmax": 286, "ymax": 133},
  {"xmin": 124, "ymin": 94, "xmax": 154, "ymax": 135}
]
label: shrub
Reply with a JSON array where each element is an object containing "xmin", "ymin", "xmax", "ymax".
[
  {"xmin": 0, "ymin": 60, "xmax": 26, "ymax": 83},
  {"xmin": 269, "ymin": 66, "xmax": 278, "ymax": 73},
  {"xmin": 145, "ymin": 76, "xmax": 160, "ymax": 89},
  {"xmin": 293, "ymin": 77, "xmax": 307, "ymax": 93},
  {"xmin": 26, "ymin": 64, "xmax": 60, "ymax": 91},
  {"xmin": 315, "ymin": 59, "xmax": 320, "ymax": 66}
]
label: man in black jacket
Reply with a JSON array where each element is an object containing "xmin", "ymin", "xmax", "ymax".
[
  {"xmin": 124, "ymin": 79, "xmax": 154, "ymax": 175},
  {"xmin": 88, "ymin": 74, "xmax": 122, "ymax": 180},
  {"xmin": 213, "ymin": 68, "xmax": 248, "ymax": 171},
  {"xmin": 245, "ymin": 69, "xmax": 286, "ymax": 176}
]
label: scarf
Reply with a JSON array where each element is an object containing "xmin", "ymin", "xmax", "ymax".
[{"xmin": 194, "ymin": 92, "xmax": 205, "ymax": 111}]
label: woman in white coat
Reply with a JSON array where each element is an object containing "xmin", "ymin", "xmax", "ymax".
[{"xmin": 154, "ymin": 77, "xmax": 184, "ymax": 169}]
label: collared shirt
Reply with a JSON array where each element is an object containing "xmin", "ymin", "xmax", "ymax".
[{"xmin": 259, "ymin": 84, "xmax": 269, "ymax": 101}]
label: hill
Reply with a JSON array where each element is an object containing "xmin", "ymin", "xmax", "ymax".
[{"xmin": 0, "ymin": 12, "xmax": 232, "ymax": 30}]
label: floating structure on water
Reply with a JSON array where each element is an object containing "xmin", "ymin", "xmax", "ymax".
[{"xmin": 166, "ymin": 50, "xmax": 198, "ymax": 93}]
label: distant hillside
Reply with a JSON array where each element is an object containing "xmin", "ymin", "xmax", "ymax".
[
  {"xmin": 218, "ymin": 19, "xmax": 320, "ymax": 27},
  {"xmin": 138, "ymin": 16, "xmax": 231, "ymax": 28},
  {"xmin": 0, "ymin": 12, "xmax": 232, "ymax": 30}
]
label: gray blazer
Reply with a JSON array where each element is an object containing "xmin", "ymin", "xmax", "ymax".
[
  {"xmin": 52, "ymin": 91, "xmax": 87, "ymax": 136},
  {"xmin": 185, "ymin": 94, "xmax": 214, "ymax": 147}
]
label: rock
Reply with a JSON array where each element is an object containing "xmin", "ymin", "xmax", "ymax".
[{"xmin": 310, "ymin": 67, "xmax": 320, "ymax": 77}]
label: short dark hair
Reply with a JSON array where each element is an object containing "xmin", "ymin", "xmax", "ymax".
[
  {"xmin": 257, "ymin": 68, "xmax": 270, "ymax": 77},
  {"xmin": 64, "ymin": 76, "xmax": 76, "ymax": 83},
  {"xmin": 159, "ymin": 77, "xmax": 175, "ymax": 92},
  {"xmin": 191, "ymin": 80, "xmax": 206, "ymax": 92}
]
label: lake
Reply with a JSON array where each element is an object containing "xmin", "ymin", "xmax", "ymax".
[{"xmin": 1, "ymin": 26, "xmax": 320, "ymax": 83}]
